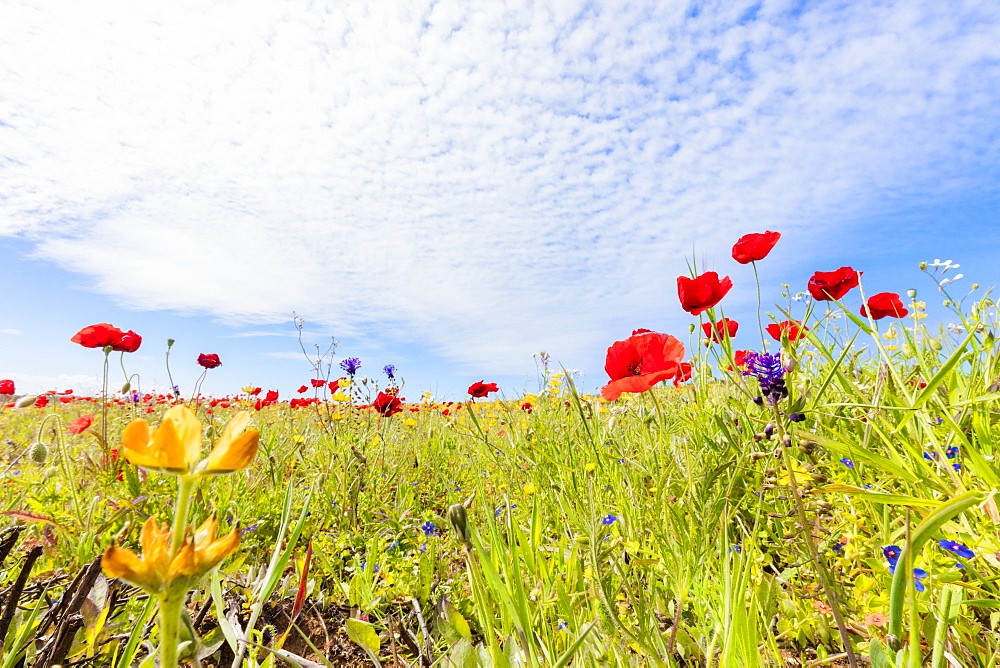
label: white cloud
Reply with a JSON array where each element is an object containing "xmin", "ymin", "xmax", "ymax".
[
  {"xmin": 1, "ymin": 0, "xmax": 998, "ymax": 373},
  {"xmin": 0, "ymin": 329, "xmax": 22, "ymax": 335}
]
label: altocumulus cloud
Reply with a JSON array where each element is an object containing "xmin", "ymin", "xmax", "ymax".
[{"xmin": 1, "ymin": 0, "xmax": 999, "ymax": 371}]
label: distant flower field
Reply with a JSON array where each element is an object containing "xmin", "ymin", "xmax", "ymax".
[{"xmin": 0, "ymin": 234, "xmax": 997, "ymax": 667}]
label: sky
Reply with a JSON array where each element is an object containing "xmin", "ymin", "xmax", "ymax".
[{"xmin": 1, "ymin": 0, "xmax": 999, "ymax": 401}]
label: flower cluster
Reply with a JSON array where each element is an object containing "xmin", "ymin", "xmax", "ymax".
[{"xmin": 741, "ymin": 351, "xmax": 787, "ymax": 405}]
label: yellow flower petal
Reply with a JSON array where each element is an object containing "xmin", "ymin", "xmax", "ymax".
[
  {"xmin": 201, "ymin": 411, "xmax": 259, "ymax": 474},
  {"xmin": 123, "ymin": 406, "xmax": 203, "ymax": 473},
  {"xmin": 102, "ymin": 544, "xmax": 162, "ymax": 591}
]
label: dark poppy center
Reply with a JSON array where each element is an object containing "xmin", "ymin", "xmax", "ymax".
[{"xmin": 627, "ymin": 357, "xmax": 643, "ymax": 376}]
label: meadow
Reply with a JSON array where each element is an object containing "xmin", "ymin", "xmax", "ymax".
[{"xmin": 1, "ymin": 235, "xmax": 998, "ymax": 667}]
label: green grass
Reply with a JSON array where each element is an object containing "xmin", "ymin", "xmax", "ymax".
[{"xmin": 2, "ymin": 285, "xmax": 1000, "ymax": 666}]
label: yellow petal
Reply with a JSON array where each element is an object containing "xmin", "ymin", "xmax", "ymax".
[
  {"xmin": 169, "ymin": 537, "xmax": 201, "ymax": 579},
  {"xmin": 102, "ymin": 545, "xmax": 162, "ymax": 592},
  {"xmin": 196, "ymin": 526, "xmax": 242, "ymax": 571},
  {"xmin": 123, "ymin": 406, "xmax": 203, "ymax": 473},
  {"xmin": 202, "ymin": 412, "xmax": 259, "ymax": 474}
]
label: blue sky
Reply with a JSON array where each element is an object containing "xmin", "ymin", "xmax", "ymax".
[{"xmin": 1, "ymin": 0, "xmax": 999, "ymax": 400}]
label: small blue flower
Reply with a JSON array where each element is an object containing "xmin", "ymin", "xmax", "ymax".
[
  {"xmin": 383, "ymin": 364, "xmax": 396, "ymax": 379},
  {"xmin": 938, "ymin": 539, "xmax": 974, "ymax": 559},
  {"xmin": 557, "ymin": 621, "xmax": 568, "ymax": 631},
  {"xmin": 913, "ymin": 568, "xmax": 928, "ymax": 592},
  {"xmin": 421, "ymin": 521, "xmax": 437, "ymax": 536},
  {"xmin": 601, "ymin": 514, "xmax": 618, "ymax": 525},
  {"xmin": 839, "ymin": 458, "xmax": 854, "ymax": 468},
  {"xmin": 945, "ymin": 446, "xmax": 959, "ymax": 459}
]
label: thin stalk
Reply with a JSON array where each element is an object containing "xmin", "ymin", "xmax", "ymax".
[
  {"xmin": 775, "ymin": 407, "xmax": 859, "ymax": 668},
  {"xmin": 157, "ymin": 593, "xmax": 182, "ymax": 668},
  {"xmin": 170, "ymin": 476, "xmax": 197, "ymax": 555}
]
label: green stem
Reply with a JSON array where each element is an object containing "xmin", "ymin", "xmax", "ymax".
[
  {"xmin": 101, "ymin": 349, "xmax": 110, "ymax": 464},
  {"xmin": 170, "ymin": 476, "xmax": 197, "ymax": 556},
  {"xmin": 158, "ymin": 592, "xmax": 183, "ymax": 668},
  {"xmin": 775, "ymin": 407, "xmax": 859, "ymax": 668}
]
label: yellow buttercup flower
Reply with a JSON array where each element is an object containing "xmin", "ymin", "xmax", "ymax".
[
  {"xmin": 102, "ymin": 516, "xmax": 240, "ymax": 595},
  {"xmin": 122, "ymin": 405, "xmax": 259, "ymax": 476}
]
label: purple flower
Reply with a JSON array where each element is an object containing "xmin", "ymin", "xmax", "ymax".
[
  {"xmin": 742, "ymin": 352, "xmax": 788, "ymax": 404},
  {"xmin": 340, "ymin": 357, "xmax": 362, "ymax": 376},
  {"xmin": 383, "ymin": 364, "xmax": 396, "ymax": 380},
  {"xmin": 839, "ymin": 458, "xmax": 854, "ymax": 468},
  {"xmin": 601, "ymin": 514, "xmax": 618, "ymax": 525}
]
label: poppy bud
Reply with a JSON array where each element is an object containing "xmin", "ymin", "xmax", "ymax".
[
  {"xmin": 121, "ymin": 382, "xmax": 131, "ymax": 394},
  {"xmin": 928, "ymin": 339, "xmax": 942, "ymax": 351},
  {"xmin": 43, "ymin": 466, "xmax": 60, "ymax": 479},
  {"xmin": 447, "ymin": 503, "xmax": 470, "ymax": 545},
  {"xmin": 907, "ymin": 289, "xmax": 917, "ymax": 299},
  {"xmin": 701, "ymin": 338, "xmax": 711, "ymax": 348},
  {"xmin": 29, "ymin": 441, "xmax": 48, "ymax": 464},
  {"xmin": 14, "ymin": 395, "xmax": 37, "ymax": 409}
]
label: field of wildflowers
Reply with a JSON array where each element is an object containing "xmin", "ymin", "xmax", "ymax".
[{"xmin": 1, "ymin": 233, "xmax": 999, "ymax": 667}]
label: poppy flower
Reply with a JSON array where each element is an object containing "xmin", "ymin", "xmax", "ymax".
[
  {"xmin": 111, "ymin": 330, "xmax": 142, "ymax": 353},
  {"xmin": 733, "ymin": 350, "xmax": 750, "ymax": 367},
  {"xmin": 71, "ymin": 323, "xmax": 127, "ymax": 349},
  {"xmin": 67, "ymin": 414, "xmax": 94, "ymax": 434},
  {"xmin": 468, "ymin": 381, "xmax": 499, "ymax": 398},
  {"xmin": 121, "ymin": 405, "xmax": 258, "ymax": 476},
  {"xmin": 102, "ymin": 515, "xmax": 241, "ymax": 596},
  {"xmin": 731, "ymin": 231, "xmax": 781, "ymax": 264},
  {"xmin": 310, "ymin": 379, "xmax": 326, "ymax": 388},
  {"xmin": 677, "ymin": 272, "xmax": 733, "ymax": 315},
  {"xmin": 197, "ymin": 354, "xmax": 222, "ymax": 369},
  {"xmin": 372, "ymin": 391, "xmax": 403, "ymax": 417},
  {"xmin": 807, "ymin": 267, "xmax": 862, "ymax": 301},
  {"xmin": 264, "ymin": 390, "xmax": 279, "ymax": 402},
  {"xmin": 0, "ymin": 379, "xmax": 13, "ymax": 395},
  {"xmin": 861, "ymin": 293, "xmax": 909, "ymax": 320},
  {"xmin": 601, "ymin": 330, "xmax": 685, "ymax": 401},
  {"xmin": 766, "ymin": 320, "xmax": 808, "ymax": 342},
  {"xmin": 701, "ymin": 318, "xmax": 739, "ymax": 342},
  {"xmin": 673, "ymin": 362, "xmax": 693, "ymax": 387}
]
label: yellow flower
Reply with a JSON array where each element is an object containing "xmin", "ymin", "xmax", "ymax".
[
  {"xmin": 402, "ymin": 418, "xmax": 418, "ymax": 427},
  {"xmin": 584, "ymin": 462, "xmax": 596, "ymax": 473},
  {"xmin": 122, "ymin": 405, "xmax": 258, "ymax": 476},
  {"xmin": 331, "ymin": 391, "xmax": 349, "ymax": 402},
  {"xmin": 102, "ymin": 516, "xmax": 240, "ymax": 595},
  {"xmin": 523, "ymin": 482, "xmax": 536, "ymax": 494}
]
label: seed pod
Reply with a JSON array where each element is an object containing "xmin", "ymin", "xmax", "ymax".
[
  {"xmin": 29, "ymin": 441, "xmax": 48, "ymax": 464},
  {"xmin": 750, "ymin": 452, "xmax": 769, "ymax": 460},
  {"xmin": 14, "ymin": 395, "xmax": 37, "ymax": 409},
  {"xmin": 43, "ymin": 466, "xmax": 60, "ymax": 479},
  {"xmin": 121, "ymin": 382, "xmax": 131, "ymax": 394}
]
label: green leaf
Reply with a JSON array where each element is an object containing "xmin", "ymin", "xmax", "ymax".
[
  {"xmin": 812, "ymin": 484, "xmax": 940, "ymax": 507},
  {"xmin": 345, "ymin": 618, "xmax": 382, "ymax": 667},
  {"xmin": 869, "ymin": 637, "xmax": 896, "ymax": 668}
]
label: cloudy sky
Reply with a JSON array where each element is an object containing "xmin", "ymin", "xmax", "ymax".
[{"xmin": 1, "ymin": 0, "xmax": 999, "ymax": 399}]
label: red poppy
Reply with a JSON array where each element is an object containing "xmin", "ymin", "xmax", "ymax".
[
  {"xmin": 468, "ymin": 381, "xmax": 499, "ymax": 398},
  {"xmin": 733, "ymin": 350, "xmax": 750, "ymax": 367},
  {"xmin": 310, "ymin": 379, "xmax": 326, "ymax": 388},
  {"xmin": 766, "ymin": 320, "xmax": 808, "ymax": 342},
  {"xmin": 264, "ymin": 390, "xmax": 279, "ymax": 402},
  {"xmin": 701, "ymin": 318, "xmax": 739, "ymax": 342},
  {"xmin": 0, "ymin": 379, "xmax": 13, "ymax": 395},
  {"xmin": 807, "ymin": 267, "xmax": 862, "ymax": 301},
  {"xmin": 248, "ymin": 387, "xmax": 262, "ymax": 396},
  {"xmin": 111, "ymin": 330, "xmax": 142, "ymax": 353},
  {"xmin": 677, "ymin": 272, "xmax": 733, "ymax": 315},
  {"xmin": 328, "ymin": 379, "xmax": 341, "ymax": 391},
  {"xmin": 731, "ymin": 231, "xmax": 781, "ymax": 264},
  {"xmin": 673, "ymin": 362, "xmax": 693, "ymax": 387},
  {"xmin": 67, "ymin": 414, "xmax": 94, "ymax": 434},
  {"xmin": 296, "ymin": 385, "xmax": 308, "ymax": 394},
  {"xmin": 197, "ymin": 353, "xmax": 222, "ymax": 369},
  {"xmin": 372, "ymin": 391, "xmax": 403, "ymax": 417},
  {"xmin": 601, "ymin": 330, "xmax": 685, "ymax": 401},
  {"xmin": 520, "ymin": 402, "xmax": 534, "ymax": 413},
  {"xmin": 71, "ymin": 323, "xmax": 126, "ymax": 349},
  {"xmin": 861, "ymin": 292, "xmax": 909, "ymax": 320},
  {"xmin": 34, "ymin": 395, "xmax": 49, "ymax": 408}
]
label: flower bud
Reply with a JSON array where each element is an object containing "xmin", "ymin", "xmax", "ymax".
[
  {"xmin": 907, "ymin": 289, "xmax": 918, "ymax": 299},
  {"xmin": 29, "ymin": 441, "xmax": 48, "ymax": 464},
  {"xmin": 701, "ymin": 338, "xmax": 711, "ymax": 348},
  {"xmin": 781, "ymin": 351, "xmax": 796, "ymax": 373},
  {"xmin": 928, "ymin": 339, "xmax": 942, "ymax": 351},
  {"xmin": 121, "ymin": 382, "xmax": 131, "ymax": 394},
  {"xmin": 167, "ymin": 339, "xmax": 176, "ymax": 348},
  {"xmin": 14, "ymin": 395, "xmax": 37, "ymax": 409},
  {"xmin": 447, "ymin": 503, "xmax": 470, "ymax": 545},
  {"xmin": 43, "ymin": 466, "xmax": 60, "ymax": 480},
  {"xmin": 919, "ymin": 262, "xmax": 927, "ymax": 270}
]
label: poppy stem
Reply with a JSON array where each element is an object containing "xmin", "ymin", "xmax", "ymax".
[{"xmin": 752, "ymin": 261, "xmax": 766, "ymax": 348}]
